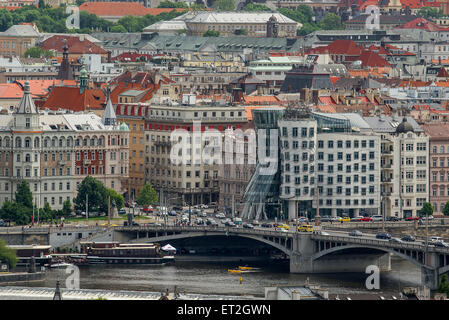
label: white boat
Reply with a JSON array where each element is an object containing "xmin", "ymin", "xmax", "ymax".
[{"xmin": 49, "ymin": 262, "xmax": 74, "ymax": 269}]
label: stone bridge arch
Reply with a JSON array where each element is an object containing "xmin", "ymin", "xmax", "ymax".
[
  {"xmin": 312, "ymin": 244, "xmax": 425, "ymax": 269},
  {"xmin": 128, "ymin": 232, "xmax": 293, "ymax": 256}
]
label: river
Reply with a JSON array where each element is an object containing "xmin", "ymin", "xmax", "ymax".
[{"xmin": 16, "ymin": 256, "xmax": 422, "ymax": 298}]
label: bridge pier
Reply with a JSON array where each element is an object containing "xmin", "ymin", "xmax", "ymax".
[{"xmin": 421, "ymin": 266, "xmax": 439, "ymax": 290}]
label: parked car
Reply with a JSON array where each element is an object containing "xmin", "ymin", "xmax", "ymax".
[
  {"xmin": 386, "ymin": 216, "xmax": 400, "ymax": 222},
  {"xmin": 405, "ymin": 216, "xmax": 420, "ymax": 221},
  {"xmin": 297, "ymin": 225, "xmax": 314, "ymax": 232},
  {"xmin": 401, "ymin": 235, "xmax": 416, "ymax": 242},
  {"xmin": 199, "ymin": 211, "xmax": 207, "ymax": 217},
  {"xmin": 430, "ymin": 236, "xmax": 444, "ymax": 244},
  {"xmin": 320, "ymin": 216, "xmax": 331, "ymax": 222},
  {"xmin": 339, "ymin": 216, "xmax": 351, "ymax": 223},
  {"xmin": 420, "ymin": 215, "xmax": 434, "ymax": 221},
  {"xmin": 172, "ymin": 206, "xmax": 183, "ymax": 211},
  {"xmin": 433, "ymin": 241, "xmax": 449, "ymax": 248},
  {"xmin": 376, "ymin": 232, "xmax": 391, "ymax": 240},
  {"xmin": 277, "ymin": 223, "xmax": 290, "ymax": 230},
  {"xmin": 142, "ymin": 206, "xmax": 153, "ymax": 213},
  {"xmin": 199, "ymin": 204, "xmax": 208, "ymax": 209},
  {"xmin": 361, "ymin": 217, "xmax": 373, "ymax": 222},
  {"xmin": 224, "ymin": 221, "xmax": 236, "ymax": 227},
  {"xmin": 118, "ymin": 208, "xmax": 127, "ymax": 215},
  {"xmin": 319, "ymin": 231, "xmax": 330, "ymax": 236},
  {"xmin": 168, "ymin": 211, "xmax": 177, "ymax": 216},
  {"xmin": 389, "ymin": 237, "xmax": 402, "ymax": 243},
  {"xmin": 351, "ymin": 216, "xmax": 364, "ymax": 222},
  {"xmin": 243, "ymin": 223, "xmax": 254, "ymax": 229},
  {"xmin": 261, "ymin": 222, "xmax": 274, "ymax": 228},
  {"xmin": 195, "ymin": 218, "xmax": 204, "ymax": 225},
  {"xmin": 371, "ymin": 215, "xmax": 383, "ymax": 221},
  {"xmin": 349, "ymin": 230, "xmax": 363, "ymax": 237},
  {"xmin": 215, "ymin": 213, "xmax": 226, "ymax": 219}
]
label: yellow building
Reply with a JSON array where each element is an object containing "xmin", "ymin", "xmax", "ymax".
[{"xmin": 0, "ymin": 24, "xmax": 40, "ymax": 57}]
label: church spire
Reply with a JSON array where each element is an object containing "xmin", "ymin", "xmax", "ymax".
[
  {"xmin": 102, "ymin": 85, "xmax": 116, "ymax": 126},
  {"xmin": 17, "ymin": 80, "xmax": 38, "ymax": 114}
]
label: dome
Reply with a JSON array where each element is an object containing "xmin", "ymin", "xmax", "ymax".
[
  {"xmin": 80, "ymin": 66, "xmax": 88, "ymax": 77},
  {"xmin": 269, "ymin": 15, "xmax": 278, "ymax": 22},
  {"xmin": 395, "ymin": 117, "xmax": 414, "ymax": 134},
  {"xmin": 119, "ymin": 122, "xmax": 129, "ymax": 131}
]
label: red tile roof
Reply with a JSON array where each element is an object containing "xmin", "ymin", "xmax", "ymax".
[
  {"xmin": 113, "ymin": 52, "xmax": 152, "ymax": 62},
  {"xmin": 242, "ymin": 95, "xmax": 280, "ymax": 105},
  {"xmin": 396, "ymin": 17, "xmax": 449, "ymax": 31},
  {"xmin": 79, "ymin": 2, "xmax": 186, "ymax": 17},
  {"xmin": 15, "ymin": 80, "xmax": 76, "ymax": 98},
  {"xmin": 438, "ymin": 68, "xmax": 449, "ymax": 78},
  {"xmin": 41, "ymin": 87, "xmax": 106, "ymax": 112},
  {"xmin": 0, "ymin": 83, "xmax": 23, "ymax": 99},
  {"xmin": 359, "ymin": 50, "xmax": 391, "ymax": 68},
  {"xmin": 306, "ymin": 40, "xmax": 362, "ymax": 56},
  {"xmin": 40, "ymin": 35, "xmax": 107, "ymax": 55}
]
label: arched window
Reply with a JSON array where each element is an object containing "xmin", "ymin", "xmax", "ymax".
[
  {"xmin": 59, "ymin": 138, "xmax": 64, "ymax": 147},
  {"xmin": 34, "ymin": 137, "xmax": 39, "ymax": 148},
  {"xmin": 52, "ymin": 137, "xmax": 57, "ymax": 147},
  {"xmin": 25, "ymin": 137, "xmax": 31, "ymax": 148},
  {"xmin": 25, "ymin": 154, "xmax": 30, "ymax": 162},
  {"xmin": 15, "ymin": 137, "xmax": 21, "ymax": 148},
  {"xmin": 4, "ymin": 138, "xmax": 9, "ymax": 148}
]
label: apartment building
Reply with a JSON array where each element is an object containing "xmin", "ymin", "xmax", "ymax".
[
  {"xmin": 365, "ymin": 116, "xmax": 429, "ymax": 218},
  {"xmin": 0, "ymin": 24, "xmax": 40, "ymax": 57},
  {"xmin": 0, "ymin": 82, "xmax": 129, "ymax": 209},
  {"xmin": 138, "ymin": 99, "xmax": 248, "ymax": 206},
  {"xmin": 279, "ymin": 109, "xmax": 382, "ymax": 219},
  {"xmin": 422, "ymin": 123, "xmax": 449, "ymax": 216}
]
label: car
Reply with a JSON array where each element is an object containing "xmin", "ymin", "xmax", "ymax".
[
  {"xmin": 386, "ymin": 216, "xmax": 400, "ymax": 222},
  {"xmin": 195, "ymin": 218, "xmax": 204, "ymax": 225},
  {"xmin": 330, "ymin": 216, "xmax": 340, "ymax": 222},
  {"xmin": 225, "ymin": 221, "xmax": 236, "ymax": 227},
  {"xmin": 349, "ymin": 230, "xmax": 363, "ymax": 237},
  {"xmin": 168, "ymin": 211, "xmax": 177, "ymax": 216},
  {"xmin": 278, "ymin": 228, "xmax": 288, "ymax": 233},
  {"xmin": 75, "ymin": 223, "xmax": 88, "ymax": 228},
  {"xmin": 297, "ymin": 225, "xmax": 314, "ymax": 232},
  {"xmin": 360, "ymin": 217, "xmax": 373, "ymax": 222},
  {"xmin": 389, "ymin": 237, "xmax": 402, "ymax": 243},
  {"xmin": 252, "ymin": 220, "xmax": 260, "ymax": 226},
  {"xmin": 297, "ymin": 217, "xmax": 308, "ymax": 223},
  {"xmin": 215, "ymin": 213, "xmax": 226, "ymax": 219},
  {"xmin": 339, "ymin": 216, "xmax": 351, "ymax": 223},
  {"xmin": 420, "ymin": 215, "xmax": 434, "ymax": 221},
  {"xmin": 243, "ymin": 223, "xmax": 254, "ymax": 229},
  {"xmin": 277, "ymin": 223, "xmax": 290, "ymax": 230},
  {"xmin": 261, "ymin": 222, "xmax": 274, "ymax": 228},
  {"xmin": 172, "ymin": 206, "xmax": 183, "ymax": 211},
  {"xmin": 199, "ymin": 212, "xmax": 207, "ymax": 217},
  {"xmin": 433, "ymin": 241, "xmax": 449, "ymax": 248},
  {"xmin": 142, "ymin": 206, "xmax": 153, "ymax": 213},
  {"xmin": 199, "ymin": 204, "xmax": 208, "ymax": 209},
  {"xmin": 376, "ymin": 232, "xmax": 391, "ymax": 240},
  {"xmin": 131, "ymin": 222, "xmax": 139, "ymax": 227},
  {"xmin": 430, "ymin": 236, "xmax": 444, "ymax": 243},
  {"xmin": 118, "ymin": 208, "xmax": 127, "ymax": 215},
  {"xmin": 319, "ymin": 231, "xmax": 330, "ymax": 236},
  {"xmin": 351, "ymin": 216, "xmax": 364, "ymax": 222},
  {"xmin": 371, "ymin": 215, "xmax": 383, "ymax": 221},
  {"xmin": 401, "ymin": 235, "xmax": 416, "ymax": 242},
  {"xmin": 320, "ymin": 216, "xmax": 331, "ymax": 222},
  {"xmin": 405, "ymin": 216, "xmax": 420, "ymax": 221}
]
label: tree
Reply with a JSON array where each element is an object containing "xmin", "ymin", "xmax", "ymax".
[
  {"xmin": 417, "ymin": 7, "xmax": 443, "ymax": 20},
  {"xmin": 438, "ymin": 274, "xmax": 449, "ymax": 295},
  {"xmin": 15, "ymin": 180, "xmax": 33, "ymax": 209},
  {"xmin": 24, "ymin": 46, "xmax": 53, "ymax": 58},
  {"xmin": 73, "ymin": 176, "xmax": 108, "ymax": 213},
  {"xmin": 443, "ymin": 201, "xmax": 449, "ymax": 216},
  {"xmin": 242, "ymin": 3, "xmax": 271, "ymax": 11},
  {"xmin": 203, "ymin": 30, "xmax": 220, "ymax": 37},
  {"xmin": 214, "ymin": 0, "xmax": 235, "ymax": 11},
  {"xmin": 0, "ymin": 239, "xmax": 17, "ymax": 269},
  {"xmin": 234, "ymin": 28, "xmax": 247, "ymax": 35},
  {"xmin": 420, "ymin": 202, "xmax": 434, "ymax": 217},
  {"xmin": 158, "ymin": 1, "xmax": 188, "ymax": 8},
  {"xmin": 136, "ymin": 183, "xmax": 158, "ymax": 207},
  {"xmin": 62, "ymin": 200, "xmax": 72, "ymax": 217},
  {"xmin": 318, "ymin": 13, "xmax": 344, "ymax": 30},
  {"xmin": 106, "ymin": 188, "xmax": 124, "ymax": 212},
  {"xmin": 110, "ymin": 25, "xmax": 127, "ymax": 33}
]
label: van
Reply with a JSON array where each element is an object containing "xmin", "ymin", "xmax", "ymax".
[{"xmin": 430, "ymin": 236, "xmax": 443, "ymax": 243}]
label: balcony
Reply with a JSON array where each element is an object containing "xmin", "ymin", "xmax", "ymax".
[
  {"xmin": 381, "ymin": 191, "xmax": 391, "ymax": 196},
  {"xmin": 381, "ymin": 177, "xmax": 392, "ymax": 182},
  {"xmin": 154, "ymin": 141, "xmax": 172, "ymax": 147},
  {"xmin": 381, "ymin": 163, "xmax": 392, "ymax": 169}
]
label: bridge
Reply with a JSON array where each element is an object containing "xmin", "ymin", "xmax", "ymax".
[{"xmin": 114, "ymin": 225, "xmax": 449, "ymax": 290}]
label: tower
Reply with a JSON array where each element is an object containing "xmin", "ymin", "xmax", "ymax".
[
  {"xmin": 79, "ymin": 65, "xmax": 88, "ymax": 94},
  {"xmin": 267, "ymin": 15, "xmax": 279, "ymax": 38},
  {"xmin": 57, "ymin": 45, "xmax": 74, "ymax": 80},
  {"xmin": 102, "ymin": 86, "xmax": 117, "ymax": 127}
]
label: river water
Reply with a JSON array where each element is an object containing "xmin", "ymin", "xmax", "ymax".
[{"xmin": 18, "ymin": 257, "xmax": 422, "ymax": 298}]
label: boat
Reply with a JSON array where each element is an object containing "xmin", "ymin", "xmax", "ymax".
[
  {"xmin": 228, "ymin": 269, "xmax": 243, "ymax": 274},
  {"xmin": 49, "ymin": 262, "xmax": 74, "ymax": 269},
  {"xmin": 8, "ymin": 245, "xmax": 52, "ymax": 267},
  {"xmin": 80, "ymin": 242, "xmax": 175, "ymax": 265},
  {"xmin": 238, "ymin": 266, "xmax": 260, "ymax": 271}
]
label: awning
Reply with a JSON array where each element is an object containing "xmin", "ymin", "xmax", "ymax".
[{"xmin": 162, "ymin": 244, "xmax": 177, "ymax": 252}]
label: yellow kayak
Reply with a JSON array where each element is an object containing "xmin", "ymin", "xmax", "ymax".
[
  {"xmin": 228, "ymin": 269, "xmax": 243, "ymax": 273},
  {"xmin": 238, "ymin": 266, "xmax": 252, "ymax": 270}
]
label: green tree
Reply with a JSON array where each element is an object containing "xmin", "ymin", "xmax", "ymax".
[
  {"xmin": 106, "ymin": 188, "xmax": 124, "ymax": 212},
  {"xmin": 417, "ymin": 7, "xmax": 443, "ymax": 20},
  {"xmin": 318, "ymin": 13, "xmax": 344, "ymax": 30},
  {"xmin": 242, "ymin": 3, "xmax": 271, "ymax": 11},
  {"xmin": 234, "ymin": 28, "xmax": 247, "ymax": 35},
  {"xmin": 158, "ymin": 0, "xmax": 188, "ymax": 8},
  {"xmin": 15, "ymin": 180, "xmax": 33, "ymax": 209},
  {"xmin": 73, "ymin": 176, "xmax": 108, "ymax": 213},
  {"xmin": 438, "ymin": 274, "xmax": 449, "ymax": 295},
  {"xmin": 0, "ymin": 239, "xmax": 17, "ymax": 269},
  {"xmin": 203, "ymin": 30, "xmax": 220, "ymax": 37},
  {"xmin": 136, "ymin": 183, "xmax": 158, "ymax": 207},
  {"xmin": 62, "ymin": 200, "xmax": 72, "ymax": 217},
  {"xmin": 24, "ymin": 46, "xmax": 53, "ymax": 58},
  {"xmin": 110, "ymin": 25, "xmax": 127, "ymax": 33},
  {"xmin": 214, "ymin": 0, "xmax": 235, "ymax": 11},
  {"xmin": 443, "ymin": 201, "xmax": 449, "ymax": 216},
  {"xmin": 420, "ymin": 202, "xmax": 434, "ymax": 217}
]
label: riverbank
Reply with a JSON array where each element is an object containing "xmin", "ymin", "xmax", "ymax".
[{"xmin": 0, "ymin": 271, "xmax": 45, "ymax": 285}]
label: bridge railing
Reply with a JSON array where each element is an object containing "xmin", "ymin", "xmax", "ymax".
[
  {"xmin": 115, "ymin": 225, "xmax": 291, "ymax": 238},
  {"xmin": 311, "ymin": 234, "xmax": 437, "ymax": 252}
]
